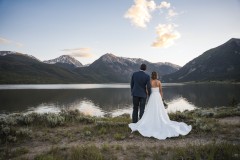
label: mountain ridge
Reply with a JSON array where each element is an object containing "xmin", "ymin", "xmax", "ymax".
[
  {"xmin": 43, "ymin": 55, "xmax": 83, "ymax": 68},
  {"xmin": 162, "ymin": 38, "xmax": 240, "ymax": 82},
  {"xmin": 0, "ymin": 51, "xmax": 41, "ymax": 62},
  {"xmin": 0, "ymin": 51, "xmax": 180, "ymax": 84},
  {"xmin": 1, "ymin": 38, "xmax": 239, "ymax": 84}
]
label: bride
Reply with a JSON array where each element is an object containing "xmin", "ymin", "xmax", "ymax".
[{"xmin": 129, "ymin": 71, "xmax": 192, "ymax": 140}]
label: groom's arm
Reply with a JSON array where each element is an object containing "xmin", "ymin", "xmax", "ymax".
[
  {"xmin": 146, "ymin": 76, "xmax": 151, "ymax": 96},
  {"xmin": 130, "ymin": 73, "xmax": 134, "ymax": 92}
]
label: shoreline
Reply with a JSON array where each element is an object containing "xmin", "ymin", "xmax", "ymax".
[{"xmin": 0, "ymin": 81, "xmax": 240, "ymax": 85}]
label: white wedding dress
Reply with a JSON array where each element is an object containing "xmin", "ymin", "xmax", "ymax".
[{"xmin": 129, "ymin": 88, "xmax": 192, "ymax": 140}]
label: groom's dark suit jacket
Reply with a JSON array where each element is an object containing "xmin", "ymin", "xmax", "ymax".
[{"xmin": 131, "ymin": 70, "xmax": 151, "ymax": 98}]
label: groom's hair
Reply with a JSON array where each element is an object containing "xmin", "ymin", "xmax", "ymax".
[{"xmin": 140, "ymin": 64, "xmax": 147, "ymax": 71}]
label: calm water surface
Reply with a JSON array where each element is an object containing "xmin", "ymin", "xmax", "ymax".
[{"xmin": 0, "ymin": 83, "xmax": 239, "ymax": 117}]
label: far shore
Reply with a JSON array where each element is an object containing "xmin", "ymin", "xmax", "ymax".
[{"xmin": 0, "ymin": 80, "xmax": 240, "ymax": 86}]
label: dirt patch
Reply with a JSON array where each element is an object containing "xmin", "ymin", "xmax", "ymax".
[
  {"xmin": 218, "ymin": 116, "xmax": 240, "ymax": 125},
  {"xmin": 13, "ymin": 136, "xmax": 220, "ymax": 160}
]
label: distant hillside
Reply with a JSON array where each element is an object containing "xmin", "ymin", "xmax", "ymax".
[
  {"xmin": 0, "ymin": 52, "xmax": 88, "ymax": 84},
  {"xmin": 162, "ymin": 38, "xmax": 240, "ymax": 82},
  {"xmin": 0, "ymin": 52, "xmax": 180, "ymax": 84},
  {"xmin": 75, "ymin": 53, "xmax": 180, "ymax": 83}
]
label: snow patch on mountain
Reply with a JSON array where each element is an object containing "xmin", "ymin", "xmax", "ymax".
[
  {"xmin": 43, "ymin": 55, "xmax": 83, "ymax": 67},
  {"xmin": 0, "ymin": 51, "xmax": 41, "ymax": 61},
  {"xmin": 0, "ymin": 51, "xmax": 18, "ymax": 56},
  {"xmin": 100, "ymin": 53, "xmax": 146, "ymax": 65}
]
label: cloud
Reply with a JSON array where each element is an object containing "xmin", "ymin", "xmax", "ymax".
[
  {"xmin": 0, "ymin": 37, "xmax": 11, "ymax": 44},
  {"xmin": 15, "ymin": 42, "xmax": 24, "ymax": 47},
  {"xmin": 124, "ymin": 0, "xmax": 156, "ymax": 28},
  {"xmin": 157, "ymin": 2, "xmax": 177, "ymax": 20},
  {"xmin": 0, "ymin": 37, "xmax": 23, "ymax": 47},
  {"xmin": 62, "ymin": 48, "xmax": 94, "ymax": 58},
  {"xmin": 167, "ymin": 9, "xmax": 178, "ymax": 19},
  {"xmin": 147, "ymin": 0, "xmax": 157, "ymax": 11},
  {"xmin": 152, "ymin": 24, "xmax": 180, "ymax": 48},
  {"xmin": 125, "ymin": 1, "xmax": 182, "ymax": 48},
  {"xmin": 158, "ymin": 1, "xmax": 171, "ymax": 9}
]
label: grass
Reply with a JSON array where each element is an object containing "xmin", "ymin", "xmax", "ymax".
[
  {"xmin": 34, "ymin": 146, "xmax": 67, "ymax": 160},
  {"xmin": 19, "ymin": 143, "xmax": 240, "ymax": 160},
  {"xmin": 70, "ymin": 145, "xmax": 104, "ymax": 160},
  {"xmin": 0, "ymin": 147, "xmax": 29, "ymax": 160},
  {"xmin": 172, "ymin": 143, "xmax": 240, "ymax": 160},
  {"xmin": 0, "ymin": 106, "xmax": 239, "ymax": 159},
  {"xmin": 113, "ymin": 133, "xmax": 126, "ymax": 140}
]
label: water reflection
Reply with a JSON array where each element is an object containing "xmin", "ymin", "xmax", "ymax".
[
  {"xmin": 163, "ymin": 83, "xmax": 240, "ymax": 107},
  {"xmin": 28, "ymin": 105, "xmax": 60, "ymax": 114},
  {"xmin": 0, "ymin": 83, "xmax": 239, "ymax": 116},
  {"xmin": 166, "ymin": 98, "xmax": 196, "ymax": 113},
  {"xmin": 0, "ymin": 89, "xmax": 132, "ymax": 114},
  {"xmin": 69, "ymin": 100, "xmax": 104, "ymax": 116}
]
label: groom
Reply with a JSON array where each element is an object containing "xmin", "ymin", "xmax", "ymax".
[{"xmin": 130, "ymin": 64, "xmax": 151, "ymax": 123}]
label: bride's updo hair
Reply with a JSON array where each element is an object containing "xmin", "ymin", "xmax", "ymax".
[{"xmin": 151, "ymin": 71, "xmax": 158, "ymax": 80}]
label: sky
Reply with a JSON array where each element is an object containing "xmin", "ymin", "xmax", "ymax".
[{"xmin": 0, "ymin": 0, "xmax": 240, "ymax": 66}]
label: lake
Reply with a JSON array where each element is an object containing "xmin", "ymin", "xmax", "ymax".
[{"xmin": 0, "ymin": 83, "xmax": 240, "ymax": 117}]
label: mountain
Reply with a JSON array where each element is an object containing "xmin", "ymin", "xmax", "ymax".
[
  {"xmin": 0, "ymin": 52, "xmax": 89, "ymax": 84},
  {"xmin": 43, "ymin": 55, "xmax": 83, "ymax": 69},
  {"xmin": 0, "ymin": 51, "xmax": 180, "ymax": 84},
  {"xmin": 75, "ymin": 53, "xmax": 180, "ymax": 82},
  {"xmin": 2, "ymin": 38, "xmax": 239, "ymax": 84},
  {"xmin": 162, "ymin": 38, "xmax": 240, "ymax": 82},
  {"xmin": 0, "ymin": 51, "xmax": 40, "ymax": 62}
]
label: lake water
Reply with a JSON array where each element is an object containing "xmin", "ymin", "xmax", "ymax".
[{"xmin": 0, "ymin": 83, "xmax": 240, "ymax": 117}]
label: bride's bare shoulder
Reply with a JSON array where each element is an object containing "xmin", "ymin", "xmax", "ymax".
[{"xmin": 158, "ymin": 80, "xmax": 162, "ymax": 86}]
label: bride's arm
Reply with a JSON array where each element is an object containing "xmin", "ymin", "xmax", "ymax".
[{"xmin": 159, "ymin": 81, "xmax": 163, "ymax": 97}]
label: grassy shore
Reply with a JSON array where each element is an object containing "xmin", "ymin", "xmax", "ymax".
[{"xmin": 0, "ymin": 106, "xmax": 240, "ymax": 160}]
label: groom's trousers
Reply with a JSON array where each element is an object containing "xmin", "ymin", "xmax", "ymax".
[{"xmin": 132, "ymin": 96, "xmax": 146, "ymax": 123}]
